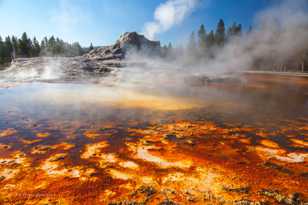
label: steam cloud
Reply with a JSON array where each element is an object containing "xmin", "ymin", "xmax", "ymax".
[
  {"xmin": 144, "ymin": 0, "xmax": 199, "ymax": 40},
  {"xmin": 141, "ymin": 0, "xmax": 308, "ymax": 77},
  {"xmin": 201, "ymin": 0, "xmax": 308, "ymax": 75}
]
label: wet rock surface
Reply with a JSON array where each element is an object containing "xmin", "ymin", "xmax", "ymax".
[{"xmin": 0, "ymin": 57, "xmax": 118, "ymax": 82}]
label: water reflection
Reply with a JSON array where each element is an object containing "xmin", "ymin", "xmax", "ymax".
[{"xmin": 0, "ymin": 74, "xmax": 307, "ymax": 204}]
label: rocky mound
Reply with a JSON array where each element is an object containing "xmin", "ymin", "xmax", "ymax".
[{"xmin": 84, "ymin": 32, "xmax": 161, "ymax": 60}]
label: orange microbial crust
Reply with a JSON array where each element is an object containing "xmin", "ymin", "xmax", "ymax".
[
  {"xmin": 0, "ymin": 128, "xmax": 17, "ymax": 138},
  {"xmin": 0, "ymin": 75, "xmax": 307, "ymax": 204},
  {"xmin": 0, "ymin": 119, "xmax": 307, "ymax": 205}
]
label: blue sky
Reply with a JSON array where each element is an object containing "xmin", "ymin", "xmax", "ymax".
[{"xmin": 0, "ymin": 0, "xmax": 271, "ymax": 46}]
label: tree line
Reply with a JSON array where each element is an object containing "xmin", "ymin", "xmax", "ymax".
[
  {"xmin": 0, "ymin": 32, "xmax": 89, "ymax": 64},
  {"xmin": 187, "ymin": 19, "xmax": 242, "ymax": 57},
  {"xmin": 186, "ymin": 19, "xmax": 308, "ymax": 72}
]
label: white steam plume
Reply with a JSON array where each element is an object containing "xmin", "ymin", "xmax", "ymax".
[
  {"xmin": 144, "ymin": 0, "xmax": 199, "ymax": 40},
  {"xmin": 139, "ymin": 0, "xmax": 308, "ymax": 77},
  {"xmin": 203, "ymin": 0, "xmax": 308, "ymax": 74}
]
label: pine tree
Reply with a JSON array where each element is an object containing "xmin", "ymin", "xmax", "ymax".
[
  {"xmin": 11, "ymin": 36, "xmax": 18, "ymax": 59},
  {"xmin": 206, "ymin": 31, "xmax": 215, "ymax": 48},
  {"xmin": 19, "ymin": 32, "xmax": 31, "ymax": 57},
  {"xmin": 40, "ymin": 40, "xmax": 46, "ymax": 55},
  {"xmin": 71, "ymin": 42, "xmax": 83, "ymax": 56},
  {"xmin": 215, "ymin": 19, "xmax": 225, "ymax": 46},
  {"xmin": 55, "ymin": 38, "xmax": 65, "ymax": 55},
  {"xmin": 32, "ymin": 37, "xmax": 41, "ymax": 57},
  {"xmin": 161, "ymin": 45, "xmax": 168, "ymax": 58},
  {"xmin": 236, "ymin": 24, "xmax": 242, "ymax": 36},
  {"xmin": 40, "ymin": 37, "xmax": 48, "ymax": 55},
  {"xmin": 168, "ymin": 42, "xmax": 172, "ymax": 50},
  {"xmin": 89, "ymin": 43, "xmax": 94, "ymax": 51},
  {"xmin": 4, "ymin": 36, "xmax": 13, "ymax": 61},
  {"xmin": 198, "ymin": 24, "xmax": 207, "ymax": 51},
  {"xmin": 48, "ymin": 36, "xmax": 56, "ymax": 55},
  {"xmin": 0, "ymin": 36, "xmax": 4, "ymax": 64},
  {"xmin": 227, "ymin": 22, "xmax": 236, "ymax": 37},
  {"xmin": 188, "ymin": 32, "xmax": 197, "ymax": 51},
  {"xmin": 227, "ymin": 22, "xmax": 242, "ymax": 39},
  {"xmin": 167, "ymin": 42, "xmax": 173, "ymax": 56},
  {"xmin": 248, "ymin": 26, "xmax": 253, "ymax": 34}
]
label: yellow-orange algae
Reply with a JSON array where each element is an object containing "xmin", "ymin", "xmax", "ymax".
[
  {"xmin": 0, "ymin": 120, "xmax": 307, "ymax": 204},
  {"xmin": 80, "ymin": 141, "xmax": 109, "ymax": 159},
  {"xmin": 36, "ymin": 132, "xmax": 50, "ymax": 138},
  {"xmin": 31, "ymin": 142, "xmax": 74, "ymax": 154},
  {"xmin": 290, "ymin": 138, "xmax": 308, "ymax": 147},
  {"xmin": 260, "ymin": 139, "xmax": 281, "ymax": 148},
  {"xmin": 83, "ymin": 130, "xmax": 102, "ymax": 139},
  {"xmin": 0, "ymin": 128, "xmax": 17, "ymax": 138}
]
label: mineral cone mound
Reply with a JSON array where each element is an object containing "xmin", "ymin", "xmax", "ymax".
[{"xmin": 84, "ymin": 32, "xmax": 161, "ymax": 60}]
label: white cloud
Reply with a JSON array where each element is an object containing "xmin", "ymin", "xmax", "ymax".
[{"xmin": 144, "ymin": 0, "xmax": 200, "ymax": 40}]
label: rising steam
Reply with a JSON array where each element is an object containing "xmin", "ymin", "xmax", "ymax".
[
  {"xmin": 144, "ymin": 0, "xmax": 199, "ymax": 40},
  {"xmin": 200, "ymin": 0, "xmax": 308, "ymax": 74},
  {"xmin": 140, "ymin": 0, "xmax": 308, "ymax": 77}
]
